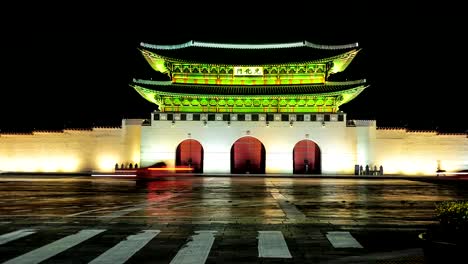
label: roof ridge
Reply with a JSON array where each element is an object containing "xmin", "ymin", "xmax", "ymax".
[{"xmin": 141, "ymin": 40, "xmax": 359, "ymax": 50}]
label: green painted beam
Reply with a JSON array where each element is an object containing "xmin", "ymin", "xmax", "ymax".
[
  {"xmin": 140, "ymin": 48, "xmax": 359, "ymax": 78},
  {"xmin": 131, "ymin": 84, "xmax": 368, "ymax": 113}
]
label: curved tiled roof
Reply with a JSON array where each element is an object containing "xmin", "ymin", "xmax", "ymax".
[
  {"xmin": 132, "ymin": 79, "xmax": 367, "ymax": 96},
  {"xmin": 140, "ymin": 41, "xmax": 359, "ymax": 65}
]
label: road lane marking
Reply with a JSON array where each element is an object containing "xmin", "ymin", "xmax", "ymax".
[
  {"xmin": 326, "ymin": 231, "xmax": 363, "ymax": 248},
  {"xmin": 325, "ymin": 248, "xmax": 423, "ymax": 264},
  {"xmin": 102, "ymin": 208, "xmax": 141, "ymax": 219},
  {"xmin": 0, "ymin": 229, "xmax": 36, "ymax": 245},
  {"xmin": 268, "ymin": 188, "xmax": 306, "ymax": 220},
  {"xmin": 100, "ymin": 193, "xmax": 178, "ymax": 220},
  {"xmin": 89, "ymin": 230, "xmax": 160, "ymax": 264},
  {"xmin": 66, "ymin": 207, "xmax": 118, "ymax": 217},
  {"xmin": 258, "ymin": 231, "xmax": 292, "ymax": 258},
  {"xmin": 170, "ymin": 231, "xmax": 217, "ymax": 264},
  {"xmin": 12, "ymin": 209, "xmax": 32, "ymax": 213},
  {"xmin": 3, "ymin": 229, "xmax": 106, "ymax": 264}
]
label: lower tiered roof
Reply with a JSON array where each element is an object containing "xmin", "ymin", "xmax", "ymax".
[{"xmin": 131, "ymin": 79, "xmax": 368, "ymax": 113}]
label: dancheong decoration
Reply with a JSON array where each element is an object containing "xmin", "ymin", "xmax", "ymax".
[{"xmin": 131, "ymin": 40, "xmax": 368, "ymax": 113}]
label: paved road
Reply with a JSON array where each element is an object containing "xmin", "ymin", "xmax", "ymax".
[{"xmin": 0, "ymin": 176, "xmax": 466, "ymax": 263}]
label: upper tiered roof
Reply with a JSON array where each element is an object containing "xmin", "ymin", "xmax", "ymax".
[{"xmin": 140, "ymin": 40, "xmax": 360, "ymax": 74}]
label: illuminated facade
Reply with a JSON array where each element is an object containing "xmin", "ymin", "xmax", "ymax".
[
  {"xmin": 0, "ymin": 41, "xmax": 466, "ymax": 175},
  {"xmin": 132, "ymin": 41, "xmax": 467, "ymax": 175},
  {"xmin": 134, "ymin": 40, "xmax": 368, "ymax": 174}
]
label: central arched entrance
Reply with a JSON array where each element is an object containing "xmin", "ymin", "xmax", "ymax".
[
  {"xmin": 176, "ymin": 139, "xmax": 204, "ymax": 173},
  {"xmin": 231, "ymin": 136, "xmax": 265, "ymax": 174},
  {"xmin": 293, "ymin": 140, "xmax": 321, "ymax": 174}
]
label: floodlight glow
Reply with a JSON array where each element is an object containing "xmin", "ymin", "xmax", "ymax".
[{"xmin": 98, "ymin": 155, "xmax": 118, "ymax": 171}]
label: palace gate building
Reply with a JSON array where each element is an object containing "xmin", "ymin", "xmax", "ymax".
[{"xmin": 0, "ymin": 40, "xmax": 466, "ymax": 175}]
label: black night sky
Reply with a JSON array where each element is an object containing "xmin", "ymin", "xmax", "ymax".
[{"xmin": 1, "ymin": 4, "xmax": 466, "ymax": 133}]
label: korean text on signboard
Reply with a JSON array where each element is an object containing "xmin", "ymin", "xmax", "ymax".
[{"xmin": 233, "ymin": 67, "xmax": 264, "ymax": 76}]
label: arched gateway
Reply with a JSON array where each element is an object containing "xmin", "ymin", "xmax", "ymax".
[
  {"xmin": 293, "ymin": 140, "xmax": 321, "ymax": 174},
  {"xmin": 175, "ymin": 139, "xmax": 203, "ymax": 173},
  {"xmin": 231, "ymin": 136, "xmax": 265, "ymax": 174}
]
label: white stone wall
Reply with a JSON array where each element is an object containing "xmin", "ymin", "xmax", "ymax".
[
  {"xmin": 2, "ymin": 116, "xmax": 466, "ymax": 175},
  {"xmin": 140, "ymin": 114, "xmax": 356, "ymax": 174},
  {"xmin": 374, "ymin": 129, "xmax": 468, "ymax": 175},
  {"xmin": 141, "ymin": 115, "xmax": 468, "ymax": 176},
  {"xmin": 0, "ymin": 119, "xmax": 143, "ymax": 173}
]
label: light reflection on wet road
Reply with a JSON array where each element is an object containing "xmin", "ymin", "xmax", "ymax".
[{"xmin": 0, "ymin": 176, "xmax": 466, "ymax": 226}]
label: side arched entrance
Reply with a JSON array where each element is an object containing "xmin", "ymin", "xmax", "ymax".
[
  {"xmin": 293, "ymin": 140, "xmax": 321, "ymax": 174},
  {"xmin": 231, "ymin": 136, "xmax": 265, "ymax": 174},
  {"xmin": 175, "ymin": 139, "xmax": 204, "ymax": 173}
]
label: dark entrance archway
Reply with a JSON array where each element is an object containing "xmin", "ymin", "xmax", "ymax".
[
  {"xmin": 293, "ymin": 140, "xmax": 321, "ymax": 174},
  {"xmin": 175, "ymin": 139, "xmax": 204, "ymax": 173},
  {"xmin": 231, "ymin": 136, "xmax": 266, "ymax": 174}
]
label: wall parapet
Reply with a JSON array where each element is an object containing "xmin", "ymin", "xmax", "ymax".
[
  {"xmin": 376, "ymin": 127, "xmax": 406, "ymax": 131},
  {"xmin": 350, "ymin": 120, "xmax": 376, "ymax": 127},
  {"xmin": 377, "ymin": 127, "xmax": 467, "ymax": 137}
]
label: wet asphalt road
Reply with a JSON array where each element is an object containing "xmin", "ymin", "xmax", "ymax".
[{"xmin": 0, "ymin": 176, "xmax": 467, "ymax": 263}]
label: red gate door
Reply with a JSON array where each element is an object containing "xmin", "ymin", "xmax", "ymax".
[
  {"xmin": 231, "ymin": 136, "xmax": 265, "ymax": 174},
  {"xmin": 293, "ymin": 140, "xmax": 321, "ymax": 174},
  {"xmin": 176, "ymin": 139, "xmax": 203, "ymax": 173}
]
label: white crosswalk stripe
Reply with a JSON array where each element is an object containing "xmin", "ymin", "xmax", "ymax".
[
  {"xmin": 0, "ymin": 228, "xmax": 366, "ymax": 262},
  {"xmin": 0, "ymin": 229, "xmax": 36, "ymax": 245},
  {"xmin": 3, "ymin": 229, "xmax": 106, "ymax": 264},
  {"xmin": 258, "ymin": 231, "xmax": 292, "ymax": 258},
  {"xmin": 326, "ymin": 231, "xmax": 363, "ymax": 248},
  {"xmin": 170, "ymin": 230, "xmax": 217, "ymax": 264},
  {"xmin": 89, "ymin": 230, "xmax": 160, "ymax": 264}
]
